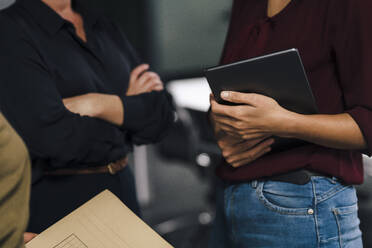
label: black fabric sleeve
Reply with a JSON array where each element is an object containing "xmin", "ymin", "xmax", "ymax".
[
  {"xmin": 0, "ymin": 19, "xmax": 130, "ymax": 169},
  {"xmin": 122, "ymin": 90, "xmax": 175, "ymax": 145},
  {"xmin": 107, "ymin": 20, "xmax": 176, "ymax": 145}
]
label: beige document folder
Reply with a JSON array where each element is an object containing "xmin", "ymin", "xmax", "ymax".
[{"xmin": 26, "ymin": 190, "xmax": 173, "ymax": 248}]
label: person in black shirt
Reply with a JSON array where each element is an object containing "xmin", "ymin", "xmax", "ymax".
[{"xmin": 0, "ymin": 0, "xmax": 175, "ymax": 233}]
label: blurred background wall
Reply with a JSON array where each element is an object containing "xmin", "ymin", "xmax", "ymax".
[
  {"xmin": 1, "ymin": 0, "xmax": 372, "ymax": 247},
  {"xmin": 0, "ymin": 0, "xmax": 15, "ymax": 9},
  {"xmin": 81, "ymin": 0, "xmax": 231, "ymax": 79}
]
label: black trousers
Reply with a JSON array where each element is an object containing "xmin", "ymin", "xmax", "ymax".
[{"xmin": 27, "ymin": 166, "xmax": 140, "ymax": 233}]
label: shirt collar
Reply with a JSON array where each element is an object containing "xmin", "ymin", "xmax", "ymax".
[
  {"xmin": 73, "ymin": 0, "xmax": 100, "ymax": 30},
  {"xmin": 18, "ymin": 0, "xmax": 99, "ymax": 35}
]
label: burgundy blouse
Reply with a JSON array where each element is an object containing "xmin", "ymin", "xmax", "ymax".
[{"xmin": 216, "ymin": 0, "xmax": 372, "ymax": 184}]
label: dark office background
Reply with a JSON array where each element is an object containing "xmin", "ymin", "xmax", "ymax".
[
  {"xmin": 1, "ymin": 0, "xmax": 372, "ymax": 247},
  {"xmin": 81, "ymin": 0, "xmax": 231, "ymax": 79}
]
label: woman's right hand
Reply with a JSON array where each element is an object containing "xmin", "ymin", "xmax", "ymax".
[
  {"xmin": 212, "ymin": 116, "xmax": 274, "ymax": 168},
  {"xmin": 217, "ymin": 133, "xmax": 274, "ymax": 168},
  {"xmin": 210, "ymin": 95, "xmax": 274, "ymax": 168},
  {"xmin": 126, "ymin": 64, "xmax": 164, "ymax": 96}
]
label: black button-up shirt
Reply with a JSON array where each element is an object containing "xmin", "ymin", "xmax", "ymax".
[{"xmin": 0, "ymin": 0, "xmax": 174, "ymax": 182}]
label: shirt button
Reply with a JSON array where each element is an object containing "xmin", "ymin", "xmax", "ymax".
[{"xmin": 308, "ymin": 209, "xmax": 314, "ymax": 215}]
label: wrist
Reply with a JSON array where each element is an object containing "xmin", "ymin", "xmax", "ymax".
[
  {"xmin": 96, "ymin": 94, "xmax": 124, "ymax": 126},
  {"xmin": 272, "ymin": 110, "xmax": 302, "ymax": 138},
  {"xmin": 89, "ymin": 93, "xmax": 105, "ymax": 118}
]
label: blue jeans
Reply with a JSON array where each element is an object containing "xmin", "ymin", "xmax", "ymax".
[{"xmin": 209, "ymin": 177, "xmax": 363, "ymax": 248}]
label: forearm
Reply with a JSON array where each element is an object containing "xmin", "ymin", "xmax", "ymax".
[
  {"xmin": 95, "ymin": 94, "xmax": 124, "ymax": 126},
  {"xmin": 63, "ymin": 93, "xmax": 124, "ymax": 126},
  {"xmin": 278, "ymin": 112, "xmax": 367, "ymax": 150}
]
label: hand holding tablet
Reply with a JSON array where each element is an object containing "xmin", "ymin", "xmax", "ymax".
[{"xmin": 205, "ymin": 49, "xmax": 318, "ymax": 153}]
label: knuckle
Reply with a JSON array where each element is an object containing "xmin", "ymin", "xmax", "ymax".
[
  {"xmin": 211, "ymin": 104, "xmax": 220, "ymax": 113},
  {"xmin": 147, "ymin": 72, "xmax": 157, "ymax": 78},
  {"xmin": 142, "ymin": 72, "xmax": 151, "ymax": 78},
  {"xmin": 223, "ymin": 149, "xmax": 231, "ymax": 157},
  {"xmin": 233, "ymin": 121, "xmax": 245, "ymax": 132},
  {"xmin": 235, "ymin": 121, "xmax": 244, "ymax": 129},
  {"xmin": 248, "ymin": 94, "xmax": 258, "ymax": 104},
  {"xmin": 238, "ymin": 130, "xmax": 246, "ymax": 136},
  {"xmin": 234, "ymin": 107, "xmax": 245, "ymax": 116},
  {"xmin": 153, "ymin": 73, "xmax": 161, "ymax": 79},
  {"xmin": 132, "ymin": 67, "xmax": 142, "ymax": 75},
  {"xmin": 130, "ymin": 71, "xmax": 137, "ymax": 78},
  {"xmin": 246, "ymin": 153, "xmax": 254, "ymax": 162},
  {"xmin": 222, "ymin": 150, "xmax": 229, "ymax": 157},
  {"xmin": 231, "ymin": 162, "xmax": 239, "ymax": 168},
  {"xmin": 145, "ymin": 79, "xmax": 157, "ymax": 85},
  {"xmin": 250, "ymin": 93, "xmax": 258, "ymax": 101},
  {"xmin": 232, "ymin": 121, "xmax": 239, "ymax": 128},
  {"xmin": 211, "ymin": 103, "xmax": 216, "ymax": 111},
  {"xmin": 234, "ymin": 161, "xmax": 245, "ymax": 168},
  {"xmin": 231, "ymin": 108, "xmax": 239, "ymax": 116}
]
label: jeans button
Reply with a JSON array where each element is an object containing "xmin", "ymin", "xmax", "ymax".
[{"xmin": 308, "ymin": 208, "xmax": 314, "ymax": 215}]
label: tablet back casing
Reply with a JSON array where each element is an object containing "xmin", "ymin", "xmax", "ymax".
[{"xmin": 205, "ymin": 49, "xmax": 318, "ymax": 153}]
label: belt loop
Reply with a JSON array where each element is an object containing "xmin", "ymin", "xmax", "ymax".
[
  {"xmin": 251, "ymin": 180, "xmax": 258, "ymax": 189},
  {"xmin": 330, "ymin": 177, "xmax": 338, "ymax": 184}
]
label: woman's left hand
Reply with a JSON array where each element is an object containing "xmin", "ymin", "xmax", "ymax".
[{"xmin": 210, "ymin": 91, "xmax": 292, "ymax": 140}]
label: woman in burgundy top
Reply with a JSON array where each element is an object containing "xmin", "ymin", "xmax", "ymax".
[{"xmin": 209, "ymin": 0, "xmax": 372, "ymax": 247}]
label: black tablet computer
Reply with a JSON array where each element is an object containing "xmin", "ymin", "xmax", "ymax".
[{"xmin": 205, "ymin": 48, "xmax": 318, "ymax": 152}]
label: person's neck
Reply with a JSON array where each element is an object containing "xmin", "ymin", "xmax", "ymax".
[
  {"xmin": 267, "ymin": 0, "xmax": 291, "ymax": 18},
  {"xmin": 41, "ymin": 0, "xmax": 73, "ymax": 16}
]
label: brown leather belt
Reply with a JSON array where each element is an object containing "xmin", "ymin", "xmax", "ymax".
[{"xmin": 45, "ymin": 157, "xmax": 128, "ymax": 176}]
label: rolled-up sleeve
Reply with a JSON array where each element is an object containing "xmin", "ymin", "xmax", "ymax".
[
  {"xmin": 121, "ymin": 91, "xmax": 175, "ymax": 145},
  {"xmin": 333, "ymin": 0, "xmax": 372, "ymax": 155},
  {"xmin": 109, "ymin": 20, "xmax": 176, "ymax": 145},
  {"xmin": 0, "ymin": 22, "xmax": 130, "ymax": 168}
]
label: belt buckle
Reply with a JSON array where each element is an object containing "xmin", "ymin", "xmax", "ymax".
[{"xmin": 107, "ymin": 163, "xmax": 116, "ymax": 175}]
